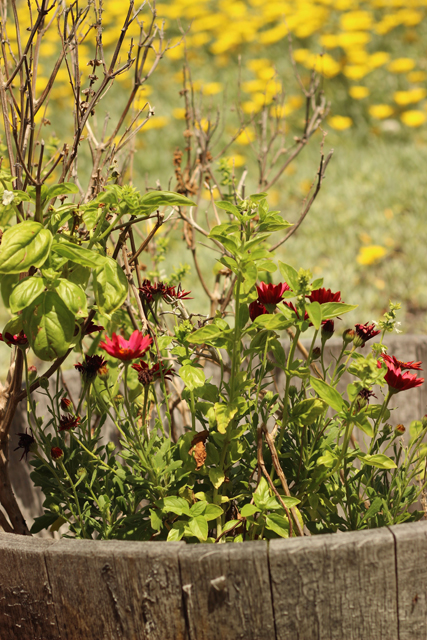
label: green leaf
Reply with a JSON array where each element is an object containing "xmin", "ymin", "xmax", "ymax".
[
  {"xmin": 252, "ymin": 314, "xmax": 292, "ymax": 331},
  {"xmin": 149, "ymin": 509, "xmax": 163, "ymax": 531},
  {"xmin": 187, "ymin": 324, "xmax": 222, "ymax": 345},
  {"xmin": 140, "ymin": 190, "xmax": 196, "ymax": 209},
  {"xmin": 320, "ymin": 302, "xmax": 358, "ymax": 320},
  {"xmin": 44, "ymin": 182, "xmax": 78, "ymax": 202},
  {"xmin": 359, "ymin": 453, "xmax": 397, "ymax": 470},
  {"xmin": 410, "ymin": 420, "xmax": 424, "ymax": 445},
  {"xmin": 214, "ymin": 401, "xmax": 238, "ymax": 434},
  {"xmin": 0, "ymin": 221, "xmax": 52, "ymax": 273},
  {"xmin": 310, "ymin": 377, "xmax": 344, "ymax": 413},
  {"xmin": 188, "ymin": 515, "xmax": 208, "ymax": 541},
  {"xmin": 30, "ymin": 512, "xmax": 59, "ymax": 534},
  {"xmin": 254, "ymin": 477, "xmax": 270, "ymax": 509},
  {"xmin": 203, "ymin": 504, "xmax": 224, "ymax": 521},
  {"xmin": 291, "ymin": 398, "xmax": 326, "ymax": 424},
  {"xmin": 241, "ymin": 263, "xmax": 258, "ymax": 294},
  {"xmin": 0, "ymin": 273, "xmax": 19, "ymax": 308},
  {"xmin": 353, "ymin": 414, "xmax": 374, "ymax": 438},
  {"xmin": 317, "ymin": 450, "xmax": 337, "ymax": 468},
  {"xmin": 93, "ymin": 257, "xmax": 128, "ymax": 314},
  {"xmin": 240, "ymin": 504, "xmax": 260, "ymax": 518},
  {"xmin": 22, "ymin": 290, "xmax": 75, "ymax": 360},
  {"xmin": 162, "ymin": 496, "xmax": 191, "ymax": 516},
  {"xmin": 167, "ymin": 521, "xmax": 185, "ymax": 541},
  {"xmin": 209, "ymin": 468, "xmax": 225, "ymax": 489},
  {"xmin": 360, "ymin": 497, "xmax": 383, "ymax": 524},
  {"xmin": 265, "ymin": 513, "xmax": 290, "ymax": 538},
  {"xmin": 9, "ymin": 277, "xmax": 45, "ymax": 313},
  {"xmin": 56, "ymin": 280, "xmax": 88, "ymax": 317},
  {"xmin": 190, "ymin": 500, "xmax": 208, "ymax": 517},
  {"xmin": 215, "ymin": 201, "xmax": 241, "ymax": 216},
  {"xmin": 52, "ymin": 240, "xmax": 106, "ymax": 269},
  {"xmin": 278, "ymin": 261, "xmax": 299, "ymax": 291},
  {"xmin": 179, "ymin": 364, "xmax": 205, "ymax": 391},
  {"xmin": 306, "ymin": 301, "xmax": 322, "ymax": 330}
]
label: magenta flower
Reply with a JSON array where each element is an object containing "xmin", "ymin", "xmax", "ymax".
[
  {"xmin": 100, "ymin": 330, "xmax": 152, "ymax": 361},
  {"xmin": 381, "ymin": 354, "xmax": 422, "ymax": 371},
  {"xmin": 380, "ymin": 359, "xmax": 424, "ymax": 394}
]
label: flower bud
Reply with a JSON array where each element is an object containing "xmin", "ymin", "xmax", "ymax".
[
  {"xmin": 49, "ymin": 503, "xmax": 61, "ymax": 513},
  {"xmin": 51, "ymin": 446, "xmax": 64, "ymax": 461},
  {"xmin": 288, "ymin": 385, "xmax": 298, "ymax": 398},
  {"xmin": 421, "ymin": 415, "xmax": 427, "ymax": 428},
  {"xmin": 39, "ymin": 377, "xmax": 49, "ymax": 390},
  {"xmin": 312, "ymin": 347, "xmax": 321, "ymax": 361},
  {"xmin": 28, "ymin": 365, "xmax": 37, "ymax": 382},
  {"xmin": 395, "ymin": 424, "xmax": 405, "ymax": 435},
  {"xmin": 321, "ymin": 320, "xmax": 334, "ymax": 342},
  {"xmin": 342, "ymin": 329, "xmax": 355, "ymax": 345},
  {"xmin": 60, "ymin": 397, "xmax": 72, "ymax": 412},
  {"xmin": 106, "ymin": 441, "xmax": 116, "ymax": 454},
  {"xmin": 76, "ymin": 467, "xmax": 87, "ymax": 480}
]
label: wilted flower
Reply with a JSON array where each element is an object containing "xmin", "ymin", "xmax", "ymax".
[
  {"xmin": 75, "ymin": 354, "xmax": 107, "ymax": 380},
  {"xmin": 380, "ymin": 359, "xmax": 424, "ymax": 394},
  {"xmin": 131, "ymin": 360, "xmax": 174, "ymax": 385},
  {"xmin": 381, "ymin": 354, "xmax": 422, "ymax": 371},
  {"xmin": 59, "ymin": 414, "xmax": 81, "ymax": 431},
  {"xmin": 139, "ymin": 279, "xmax": 191, "ymax": 304},
  {"xmin": 60, "ymin": 397, "xmax": 72, "ymax": 411},
  {"xmin": 100, "ymin": 330, "xmax": 152, "ymax": 361},
  {"xmin": 82, "ymin": 319, "xmax": 104, "ymax": 336},
  {"xmin": 0, "ymin": 331, "xmax": 28, "ymax": 347},
  {"xmin": 353, "ymin": 322, "xmax": 381, "ymax": 348},
  {"xmin": 356, "ymin": 388, "xmax": 376, "ymax": 410},
  {"xmin": 14, "ymin": 430, "xmax": 37, "ymax": 461}
]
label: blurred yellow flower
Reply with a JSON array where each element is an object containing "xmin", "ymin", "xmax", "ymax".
[
  {"xmin": 343, "ymin": 65, "xmax": 370, "ymax": 80},
  {"xmin": 369, "ymin": 104, "xmax": 394, "ymax": 119},
  {"xmin": 235, "ymin": 128, "xmax": 255, "ymax": 145},
  {"xmin": 368, "ymin": 51, "xmax": 390, "ymax": 69},
  {"xmin": 338, "ymin": 32, "xmax": 371, "ymax": 48},
  {"xmin": 328, "ymin": 115, "xmax": 353, "ymax": 130},
  {"xmin": 319, "ymin": 34, "xmax": 339, "ymax": 49},
  {"xmin": 202, "ymin": 82, "xmax": 224, "ymax": 96},
  {"xmin": 388, "ymin": 58, "xmax": 416, "ymax": 74},
  {"xmin": 143, "ymin": 116, "xmax": 169, "ymax": 130},
  {"xmin": 400, "ymin": 110, "xmax": 426, "ymax": 127},
  {"xmin": 407, "ymin": 71, "xmax": 427, "ymax": 83},
  {"xmin": 393, "ymin": 88, "xmax": 426, "ymax": 106},
  {"xmin": 349, "ymin": 86, "xmax": 370, "ymax": 100},
  {"xmin": 172, "ymin": 108, "xmax": 186, "ymax": 120},
  {"xmin": 224, "ymin": 155, "xmax": 246, "ymax": 168},
  {"xmin": 340, "ymin": 11, "xmax": 373, "ymax": 31},
  {"xmin": 357, "ymin": 245, "xmax": 387, "ymax": 266}
]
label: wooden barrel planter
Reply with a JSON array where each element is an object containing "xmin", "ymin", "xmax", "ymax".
[
  {"xmin": 1, "ymin": 520, "xmax": 427, "ymax": 639},
  {"xmin": 2, "ymin": 334, "xmax": 427, "ymax": 638}
]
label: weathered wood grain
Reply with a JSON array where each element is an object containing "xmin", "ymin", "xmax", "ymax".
[
  {"xmin": 269, "ymin": 528, "xmax": 399, "ymax": 640},
  {"xmin": 0, "ymin": 533, "xmax": 59, "ymax": 640},
  {"xmin": 44, "ymin": 538, "xmax": 186, "ymax": 640},
  {"xmin": 390, "ymin": 519, "xmax": 427, "ymax": 640},
  {"xmin": 178, "ymin": 540, "xmax": 276, "ymax": 640}
]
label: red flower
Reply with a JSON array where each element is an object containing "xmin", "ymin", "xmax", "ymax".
[
  {"xmin": 256, "ymin": 282, "xmax": 289, "ymax": 306},
  {"xmin": 0, "ymin": 331, "xmax": 28, "ymax": 347},
  {"xmin": 308, "ymin": 288, "xmax": 342, "ymax": 304},
  {"xmin": 381, "ymin": 354, "xmax": 422, "ymax": 371},
  {"xmin": 51, "ymin": 446, "xmax": 64, "ymax": 461},
  {"xmin": 131, "ymin": 360, "xmax": 174, "ymax": 385},
  {"xmin": 14, "ymin": 430, "xmax": 36, "ymax": 461},
  {"xmin": 249, "ymin": 300, "xmax": 268, "ymax": 321},
  {"xmin": 75, "ymin": 354, "xmax": 107, "ymax": 379},
  {"xmin": 60, "ymin": 397, "xmax": 72, "ymax": 411},
  {"xmin": 380, "ymin": 359, "xmax": 424, "ymax": 394},
  {"xmin": 140, "ymin": 280, "xmax": 192, "ymax": 304},
  {"xmin": 164, "ymin": 283, "xmax": 192, "ymax": 302},
  {"xmin": 321, "ymin": 319, "xmax": 335, "ymax": 339},
  {"xmin": 353, "ymin": 322, "xmax": 381, "ymax": 348},
  {"xmin": 59, "ymin": 414, "xmax": 81, "ymax": 431},
  {"xmin": 100, "ymin": 330, "xmax": 152, "ymax": 361}
]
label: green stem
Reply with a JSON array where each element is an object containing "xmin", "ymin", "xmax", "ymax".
[
  {"xmin": 277, "ymin": 327, "xmax": 301, "ymax": 454},
  {"xmin": 58, "ymin": 459, "xmax": 88, "ymax": 538}
]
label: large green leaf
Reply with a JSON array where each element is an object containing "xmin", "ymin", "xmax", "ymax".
[
  {"xmin": 179, "ymin": 364, "xmax": 205, "ymax": 391},
  {"xmin": 306, "ymin": 301, "xmax": 322, "ymax": 330},
  {"xmin": 57, "ymin": 279, "xmax": 88, "ymax": 317},
  {"xmin": 187, "ymin": 324, "xmax": 222, "ymax": 345},
  {"xmin": 52, "ymin": 240, "xmax": 106, "ymax": 269},
  {"xmin": 291, "ymin": 398, "xmax": 326, "ymax": 424},
  {"xmin": 278, "ymin": 261, "xmax": 299, "ymax": 291},
  {"xmin": 188, "ymin": 515, "xmax": 208, "ymax": 541},
  {"xmin": 23, "ymin": 291, "xmax": 75, "ymax": 360},
  {"xmin": 214, "ymin": 401, "xmax": 238, "ymax": 434},
  {"xmin": 93, "ymin": 257, "xmax": 128, "ymax": 314},
  {"xmin": 140, "ymin": 190, "xmax": 196, "ymax": 210},
  {"xmin": 1, "ymin": 273, "xmax": 19, "ymax": 308},
  {"xmin": 310, "ymin": 377, "xmax": 344, "ymax": 413},
  {"xmin": 9, "ymin": 276, "xmax": 45, "ymax": 313},
  {"xmin": 358, "ymin": 453, "xmax": 397, "ymax": 470},
  {"xmin": 320, "ymin": 302, "xmax": 358, "ymax": 319},
  {"xmin": 0, "ymin": 221, "xmax": 52, "ymax": 273}
]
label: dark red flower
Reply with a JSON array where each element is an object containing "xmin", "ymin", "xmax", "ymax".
[
  {"xmin": 356, "ymin": 387, "xmax": 377, "ymax": 410},
  {"xmin": 0, "ymin": 331, "xmax": 28, "ymax": 347},
  {"xmin": 353, "ymin": 322, "xmax": 381, "ymax": 348},
  {"xmin": 139, "ymin": 279, "xmax": 168, "ymax": 303},
  {"xmin": 380, "ymin": 359, "xmax": 424, "ymax": 394},
  {"xmin": 381, "ymin": 354, "xmax": 422, "ymax": 371},
  {"xmin": 131, "ymin": 360, "xmax": 174, "ymax": 385},
  {"xmin": 14, "ymin": 430, "xmax": 36, "ymax": 461},
  {"xmin": 164, "ymin": 283, "xmax": 192, "ymax": 302},
  {"xmin": 59, "ymin": 414, "xmax": 81, "ymax": 431},
  {"xmin": 60, "ymin": 397, "xmax": 72, "ymax": 411},
  {"xmin": 82, "ymin": 319, "xmax": 104, "ymax": 336},
  {"xmin": 249, "ymin": 300, "xmax": 268, "ymax": 321},
  {"xmin": 51, "ymin": 446, "xmax": 64, "ymax": 461},
  {"xmin": 74, "ymin": 354, "xmax": 107, "ymax": 379},
  {"xmin": 100, "ymin": 330, "xmax": 152, "ymax": 361},
  {"xmin": 308, "ymin": 288, "xmax": 342, "ymax": 304},
  {"xmin": 256, "ymin": 282, "xmax": 289, "ymax": 306}
]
